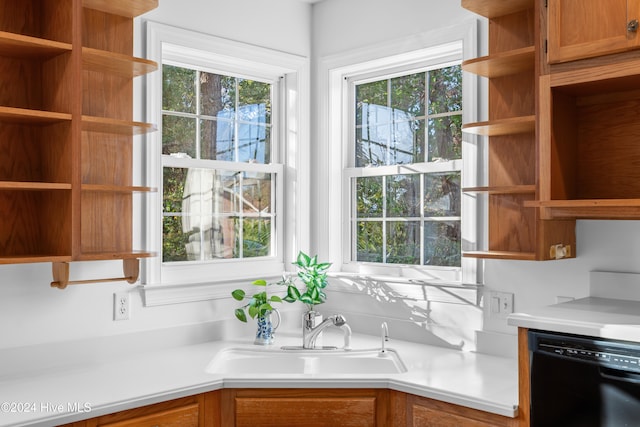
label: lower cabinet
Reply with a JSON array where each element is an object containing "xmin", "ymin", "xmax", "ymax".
[
  {"xmin": 60, "ymin": 392, "xmax": 220, "ymax": 427},
  {"xmin": 402, "ymin": 393, "xmax": 519, "ymax": 427},
  {"xmin": 220, "ymin": 388, "xmax": 390, "ymax": 427},
  {"xmin": 58, "ymin": 388, "xmax": 519, "ymax": 427}
]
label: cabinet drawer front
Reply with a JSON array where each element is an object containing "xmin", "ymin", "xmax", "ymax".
[
  {"xmin": 235, "ymin": 397, "xmax": 376, "ymax": 427},
  {"xmin": 99, "ymin": 403, "xmax": 199, "ymax": 427}
]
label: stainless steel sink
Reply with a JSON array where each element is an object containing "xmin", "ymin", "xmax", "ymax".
[{"xmin": 205, "ymin": 347, "xmax": 407, "ymax": 375}]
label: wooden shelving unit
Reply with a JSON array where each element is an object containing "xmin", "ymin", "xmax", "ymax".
[
  {"xmin": 462, "ymin": 46, "xmax": 535, "ymax": 78},
  {"xmin": 462, "ymin": 115, "xmax": 535, "ymax": 136},
  {"xmin": 461, "ymin": 0, "xmax": 533, "ymax": 18},
  {"xmin": 0, "ymin": 0, "xmax": 159, "ymax": 281},
  {"xmin": 461, "ymin": 0, "xmax": 575, "ymax": 261}
]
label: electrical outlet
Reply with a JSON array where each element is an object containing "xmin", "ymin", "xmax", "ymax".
[
  {"xmin": 489, "ymin": 291, "xmax": 514, "ymax": 319},
  {"xmin": 114, "ymin": 292, "xmax": 130, "ymax": 321}
]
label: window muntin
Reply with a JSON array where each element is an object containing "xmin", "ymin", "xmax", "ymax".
[
  {"xmin": 350, "ymin": 64, "xmax": 462, "ymax": 268},
  {"xmin": 162, "ymin": 64, "xmax": 278, "ymax": 263}
]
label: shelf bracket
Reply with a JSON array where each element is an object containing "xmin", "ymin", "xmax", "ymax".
[{"xmin": 51, "ymin": 259, "xmax": 139, "ymax": 289}]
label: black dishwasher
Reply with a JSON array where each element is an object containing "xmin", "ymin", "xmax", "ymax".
[{"xmin": 529, "ymin": 330, "xmax": 640, "ymax": 426}]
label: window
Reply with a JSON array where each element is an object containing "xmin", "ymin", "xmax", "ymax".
[
  {"xmin": 348, "ymin": 66, "xmax": 462, "ymax": 267},
  {"xmin": 143, "ymin": 23, "xmax": 309, "ymax": 300},
  {"xmin": 317, "ymin": 24, "xmax": 478, "ymax": 284},
  {"xmin": 162, "ymin": 65, "xmax": 279, "ymax": 263}
]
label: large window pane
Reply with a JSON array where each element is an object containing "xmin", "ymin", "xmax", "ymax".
[
  {"xmin": 242, "ymin": 173, "xmax": 272, "ymax": 214},
  {"xmin": 390, "ymin": 73, "xmax": 424, "ymax": 118},
  {"xmin": 428, "ymin": 66, "xmax": 462, "ymax": 114},
  {"xmin": 424, "ymin": 172, "xmax": 461, "ymax": 217},
  {"xmin": 424, "ymin": 221, "xmax": 461, "ymax": 267},
  {"xmin": 200, "ymin": 73, "xmax": 234, "ymax": 117},
  {"xmin": 356, "ymin": 221, "xmax": 383, "ymax": 262},
  {"xmin": 427, "ymin": 115, "xmax": 462, "ymax": 161},
  {"xmin": 163, "ymin": 115, "xmax": 196, "ymax": 157},
  {"xmin": 200, "ymin": 118, "xmax": 234, "ymax": 161},
  {"xmin": 356, "ymin": 176, "xmax": 383, "ymax": 218},
  {"xmin": 163, "ymin": 65, "xmax": 196, "ymax": 113},
  {"xmin": 242, "ymin": 218, "xmax": 271, "ymax": 257},
  {"xmin": 386, "ymin": 174, "xmax": 420, "ymax": 217},
  {"xmin": 386, "ymin": 221, "xmax": 420, "ymax": 264}
]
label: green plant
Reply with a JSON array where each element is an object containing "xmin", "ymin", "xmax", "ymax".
[
  {"xmin": 283, "ymin": 251, "xmax": 332, "ymax": 309},
  {"xmin": 231, "ymin": 279, "xmax": 282, "ymax": 322}
]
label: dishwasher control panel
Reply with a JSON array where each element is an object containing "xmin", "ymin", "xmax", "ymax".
[{"xmin": 531, "ymin": 330, "xmax": 640, "ymax": 373}]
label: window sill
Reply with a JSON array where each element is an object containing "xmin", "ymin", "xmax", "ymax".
[{"xmin": 142, "ymin": 275, "xmax": 284, "ymax": 306}]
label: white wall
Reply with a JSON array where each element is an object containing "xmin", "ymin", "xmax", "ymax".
[{"xmin": 0, "ymin": 0, "xmax": 311, "ymax": 351}]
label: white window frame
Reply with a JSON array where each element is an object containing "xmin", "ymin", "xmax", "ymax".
[
  {"xmin": 315, "ymin": 21, "xmax": 481, "ymax": 285},
  {"xmin": 142, "ymin": 22, "xmax": 310, "ymax": 305}
]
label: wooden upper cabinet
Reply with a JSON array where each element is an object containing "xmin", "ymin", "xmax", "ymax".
[{"xmin": 548, "ymin": 0, "xmax": 640, "ymax": 63}]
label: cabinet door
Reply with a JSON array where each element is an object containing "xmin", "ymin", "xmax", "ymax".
[
  {"xmin": 548, "ymin": 0, "xmax": 640, "ymax": 63},
  {"xmin": 406, "ymin": 394, "xmax": 517, "ymax": 427},
  {"xmin": 222, "ymin": 389, "xmax": 389, "ymax": 427}
]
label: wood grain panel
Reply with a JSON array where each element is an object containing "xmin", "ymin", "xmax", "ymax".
[
  {"xmin": 489, "ymin": 9, "xmax": 534, "ymax": 53},
  {"xmin": 517, "ymin": 328, "xmax": 531, "ymax": 427},
  {"xmin": 235, "ymin": 397, "xmax": 376, "ymax": 427},
  {"xmin": 222, "ymin": 389, "xmax": 389, "ymax": 427},
  {"xmin": 577, "ymin": 96, "xmax": 640, "ymax": 199},
  {"xmin": 85, "ymin": 394, "xmax": 204, "ymax": 427},
  {"xmin": 82, "ymin": 71, "xmax": 132, "ymax": 119},
  {"xmin": 407, "ymin": 394, "xmax": 518, "ymax": 427},
  {"xmin": 80, "ymin": 192, "xmax": 132, "ymax": 254},
  {"xmin": 461, "ymin": 0, "xmax": 532, "ymax": 19},
  {"xmin": 81, "ymin": 132, "xmax": 132, "ymax": 186},
  {"xmin": 82, "ymin": 8, "xmax": 132, "ymax": 54},
  {"xmin": 489, "ymin": 194, "xmax": 536, "ymax": 253},
  {"xmin": 0, "ymin": 190, "xmax": 71, "ymax": 257},
  {"xmin": 0, "ymin": 57, "xmax": 43, "ymax": 110},
  {"xmin": 0, "ymin": 0, "xmax": 72, "ymax": 42},
  {"xmin": 489, "ymin": 72, "xmax": 535, "ymax": 120},
  {"xmin": 548, "ymin": 0, "xmax": 635, "ymax": 63},
  {"xmin": 489, "ymin": 134, "xmax": 535, "ymax": 186}
]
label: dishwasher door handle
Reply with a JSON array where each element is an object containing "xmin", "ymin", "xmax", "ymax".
[{"xmin": 600, "ymin": 367, "xmax": 640, "ymax": 384}]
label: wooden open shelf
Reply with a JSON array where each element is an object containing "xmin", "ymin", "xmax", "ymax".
[
  {"xmin": 83, "ymin": 48, "xmax": 158, "ymax": 78},
  {"xmin": 81, "ymin": 116, "xmax": 157, "ymax": 135},
  {"xmin": 461, "ymin": 0, "xmax": 533, "ymax": 18},
  {"xmin": 462, "ymin": 116, "xmax": 535, "ymax": 136},
  {"xmin": 0, "ymin": 255, "xmax": 72, "ymax": 265},
  {"xmin": 526, "ymin": 199, "xmax": 640, "ymax": 219},
  {"xmin": 464, "ymin": 185, "xmax": 536, "ymax": 195},
  {"xmin": 461, "ymin": 0, "xmax": 574, "ymax": 261},
  {"xmin": 0, "ymin": 106, "xmax": 72, "ymax": 124},
  {"xmin": 0, "ymin": 31, "xmax": 72, "ymax": 58},
  {"xmin": 0, "ymin": 182, "xmax": 72, "ymax": 191},
  {"xmin": 77, "ymin": 251, "xmax": 156, "ymax": 261},
  {"xmin": 0, "ymin": 0, "xmax": 158, "ymax": 275},
  {"xmin": 462, "ymin": 46, "xmax": 535, "ymax": 78},
  {"xmin": 83, "ymin": 0, "xmax": 158, "ymax": 18},
  {"xmin": 82, "ymin": 184, "xmax": 156, "ymax": 193},
  {"xmin": 463, "ymin": 250, "xmax": 536, "ymax": 261}
]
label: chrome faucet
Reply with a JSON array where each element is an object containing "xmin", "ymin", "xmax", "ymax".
[
  {"xmin": 380, "ymin": 322, "xmax": 389, "ymax": 354},
  {"xmin": 303, "ymin": 313, "xmax": 348, "ymax": 349}
]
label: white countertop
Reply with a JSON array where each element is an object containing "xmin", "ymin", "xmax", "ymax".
[
  {"xmin": 508, "ymin": 297, "xmax": 640, "ymax": 342},
  {"xmin": 0, "ymin": 329, "xmax": 518, "ymax": 426}
]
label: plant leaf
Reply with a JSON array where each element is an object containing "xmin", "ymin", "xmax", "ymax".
[
  {"xmin": 300, "ymin": 294, "xmax": 314, "ymax": 305},
  {"xmin": 270, "ymin": 296, "xmax": 283, "ymax": 303},
  {"xmin": 248, "ymin": 304, "xmax": 259, "ymax": 319},
  {"xmin": 252, "ymin": 279, "xmax": 267, "ymax": 287},
  {"xmin": 287, "ymin": 285, "xmax": 301, "ymax": 300},
  {"xmin": 231, "ymin": 289, "xmax": 245, "ymax": 301},
  {"xmin": 235, "ymin": 308, "xmax": 247, "ymax": 322}
]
